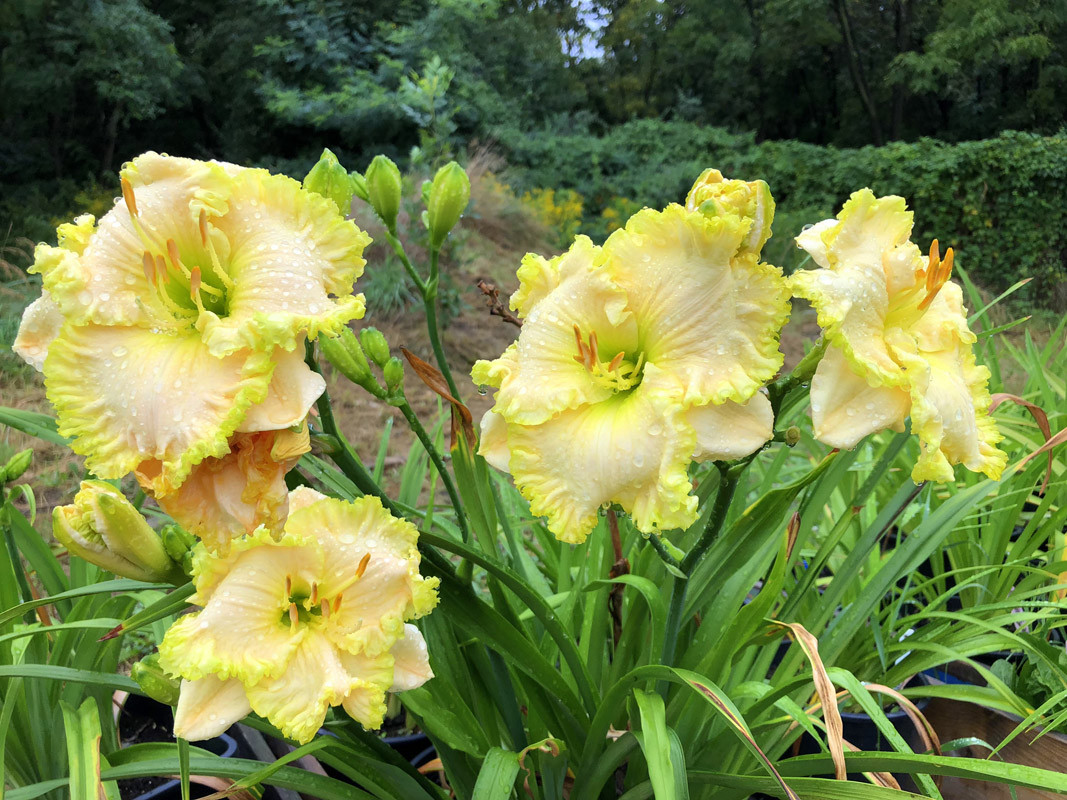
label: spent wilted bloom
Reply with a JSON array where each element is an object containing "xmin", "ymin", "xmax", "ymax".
[
  {"xmin": 158, "ymin": 488, "xmax": 438, "ymax": 743},
  {"xmin": 791, "ymin": 189, "xmax": 1006, "ymax": 482},
  {"xmin": 14, "ymin": 153, "xmax": 370, "ymax": 548},
  {"xmin": 473, "ymin": 170, "xmax": 790, "ymax": 543}
]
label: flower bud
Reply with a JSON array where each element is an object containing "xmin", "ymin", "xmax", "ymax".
[
  {"xmin": 350, "ymin": 171, "xmax": 369, "ymax": 202},
  {"xmin": 320, "ymin": 328, "xmax": 375, "ymax": 390},
  {"xmin": 383, "ymin": 357, "xmax": 405, "ymax": 392},
  {"xmin": 53, "ymin": 481, "xmax": 185, "ymax": 584},
  {"xmin": 160, "ymin": 523, "xmax": 196, "ymax": 577},
  {"xmin": 359, "ymin": 327, "xmax": 392, "ymax": 369},
  {"xmin": 131, "ymin": 653, "xmax": 180, "ymax": 706},
  {"xmin": 365, "ymin": 155, "xmax": 403, "ymax": 230},
  {"xmin": 426, "ymin": 162, "xmax": 470, "ymax": 249},
  {"xmin": 685, "ymin": 168, "xmax": 775, "ymax": 255},
  {"xmin": 0, "ymin": 448, "xmax": 32, "ymax": 483},
  {"xmin": 303, "ymin": 149, "xmax": 356, "ymax": 215},
  {"xmin": 784, "ymin": 426, "xmax": 802, "ymax": 447}
]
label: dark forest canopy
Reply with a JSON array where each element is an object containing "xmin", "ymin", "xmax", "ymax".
[{"xmin": 2, "ymin": 0, "xmax": 1067, "ymax": 184}]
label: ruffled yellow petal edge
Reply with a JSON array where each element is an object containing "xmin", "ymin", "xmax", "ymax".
[
  {"xmin": 198, "ymin": 169, "xmax": 370, "ymax": 357},
  {"xmin": 288, "ymin": 495, "xmax": 439, "ymax": 657},
  {"xmin": 510, "ymin": 235, "xmax": 601, "ymax": 318},
  {"xmin": 44, "ymin": 327, "xmax": 275, "ymax": 491}
]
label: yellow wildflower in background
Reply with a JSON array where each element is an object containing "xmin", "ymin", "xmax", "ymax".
[
  {"xmin": 791, "ymin": 189, "xmax": 1006, "ymax": 482},
  {"xmin": 474, "ymin": 170, "xmax": 789, "ymax": 543},
  {"xmin": 13, "ymin": 153, "xmax": 370, "ymax": 549},
  {"xmin": 158, "ymin": 488, "xmax": 438, "ymax": 743}
]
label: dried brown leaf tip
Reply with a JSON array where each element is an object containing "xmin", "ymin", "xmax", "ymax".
[{"xmin": 477, "ymin": 279, "xmax": 522, "ymax": 328}]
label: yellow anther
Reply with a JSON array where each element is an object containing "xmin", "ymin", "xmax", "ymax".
[
  {"xmin": 309, "ymin": 582, "xmax": 318, "ymax": 606},
  {"xmin": 121, "ymin": 177, "xmax": 139, "ymax": 217},
  {"xmin": 320, "ymin": 599, "xmax": 331, "ymax": 620},
  {"xmin": 288, "ymin": 602, "xmax": 299, "ymax": 631},
  {"xmin": 355, "ymin": 552, "xmax": 371, "ymax": 579},
  {"xmin": 285, "ymin": 575, "xmax": 292, "ymax": 595},
  {"xmin": 608, "ymin": 351, "xmax": 626, "ymax": 372},
  {"xmin": 154, "ymin": 254, "xmax": 170, "ymax": 285},
  {"xmin": 332, "ymin": 594, "xmax": 343, "ymax": 615}
]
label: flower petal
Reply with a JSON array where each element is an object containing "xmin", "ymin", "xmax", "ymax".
[
  {"xmin": 686, "ymin": 392, "xmax": 774, "ymax": 461},
  {"xmin": 337, "ymin": 648, "xmax": 395, "ymax": 729},
  {"xmin": 237, "ymin": 344, "xmax": 325, "ymax": 432},
  {"xmin": 284, "ymin": 496, "xmax": 439, "ymax": 657},
  {"xmin": 158, "ymin": 529, "xmax": 322, "ymax": 684},
  {"xmin": 13, "ymin": 292, "xmax": 64, "ymax": 372},
  {"xmin": 476, "ymin": 409, "xmax": 511, "ymax": 473},
  {"xmin": 794, "ymin": 219, "xmax": 836, "ymax": 269},
  {"xmin": 388, "ymin": 624, "xmax": 434, "ymax": 692},
  {"xmin": 43, "ymin": 324, "xmax": 273, "ymax": 491},
  {"xmin": 889, "ymin": 286, "xmax": 1006, "ymax": 482},
  {"xmin": 245, "ymin": 631, "xmax": 354, "ymax": 744},
  {"xmin": 38, "ymin": 155, "xmax": 232, "ymax": 329},
  {"xmin": 198, "ymin": 169, "xmax": 370, "ymax": 357},
  {"xmin": 807, "ymin": 345, "xmax": 910, "ymax": 450},
  {"xmin": 603, "ymin": 205, "xmax": 789, "ymax": 406},
  {"xmin": 288, "ymin": 485, "xmax": 329, "ymax": 514},
  {"xmin": 173, "ymin": 676, "xmax": 252, "ymax": 741},
  {"xmin": 791, "ymin": 190, "xmax": 923, "ymax": 387},
  {"xmin": 490, "ymin": 238, "xmax": 637, "ymax": 426},
  {"xmin": 145, "ymin": 429, "xmax": 304, "ymax": 552},
  {"xmin": 506, "ymin": 364, "xmax": 698, "ymax": 543}
]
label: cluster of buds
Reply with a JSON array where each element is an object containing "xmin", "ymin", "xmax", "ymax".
[
  {"xmin": 320, "ymin": 326, "xmax": 405, "ymax": 403},
  {"xmin": 362, "ymin": 155, "xmax": 470, "ymax": 248}
]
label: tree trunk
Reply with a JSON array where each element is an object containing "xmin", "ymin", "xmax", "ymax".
[
  {"xmin": 890, "ymin": 0, "xmax": 911, "ymax": 140},
  {"xmin": 101, "ymin": 106, "xmax": 121, "ymax": 176},
  {"xmin": 833, "ymin": 0, "xmax": 884, "ymax": 145}
]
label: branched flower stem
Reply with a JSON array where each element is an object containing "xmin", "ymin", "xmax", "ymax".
[{"xmin": 396, "ymin": 398, "xmax": 471, "ymax": 543}]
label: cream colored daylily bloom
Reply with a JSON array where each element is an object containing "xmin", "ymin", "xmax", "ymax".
[
  {"xmin": 791, "ymin": 189, "xmax": 1006, "ymax": 482},
  {"xmin": 158, "ymin": 489, "xmax": 438, "ymax": 743},
  {"xmin": 14, "ymin": 153, "xmax": 368, "ymax": 547},
  {"xmin": 473, "ymin": 170, "xmax": 789, "ymax": 543}
]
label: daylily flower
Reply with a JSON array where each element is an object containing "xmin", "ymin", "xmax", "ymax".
[
  {"xmin": 13, "ymin": 153, "xmax": 370, "ymax": 547},
  {"xmin": 474, "ymin": 170, "xmax": 790, "ymax": 543},
  {"xmin": 158, "ymin": 487, "xmax": 439, "ymax": 744},
  {"xmin": 791, "ymin": 189, "xmax": 1006, "ymax": 482}
]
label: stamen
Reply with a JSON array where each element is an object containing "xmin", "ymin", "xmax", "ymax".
[
  {"xmin": 288, "ymin": 602, "xmax": 299, "ymax": 631},
  {"xmin": 573, "ymin": 324, "xmax": 586, "ymax": 360},
  {"xmin": 121, "ymin": 178, "xmax": 139, "ymax": 217},
  {"xmin": 198, "ymin": 209, "xmax": 210, "ymax": 247},
  {"xmin": 320, "ymin": 599, "xmax": 331, "ymax": 619},
  {"xmin": 285, "ymin": 575, "xmax": 292, "ymax": 595},
  {"xmin": 356, "ymin": 553, "xmax": 371, "ymax": 578},
  {"xmin": 142, "ymin": 252, "xmax": 156, "ymax": 285},
  {"xmin": 332, "ymin": 594, "xmax": 343, "ymax": 614},
  {"xmin": 918, "ymin": 239, "xmax": 954, "ymax": 311},
  {"xmin": 589, "ymin": 330, "xmax": 599, "ymax": 363},
  {"xmin": 608, "ymin": 351, "xmax": 625, "ymax": 372},
  {"xmin": 199, "ymin": 212, "xmax": 235, "ymax": 293},
  {"xmin": 154, "ymin": 254, "xmax": 170, "ymax": 285},
  {"xmin": 309, "ymin": 582, "xmax": 318, "ymax": 606}
]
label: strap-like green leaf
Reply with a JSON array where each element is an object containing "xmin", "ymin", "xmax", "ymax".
[{"xmin": 471, "ymin": 747, "xmax": 521, "ymax": 799}]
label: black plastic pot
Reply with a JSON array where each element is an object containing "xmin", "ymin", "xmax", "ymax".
[
  {"xmin": 118, "ymin": 695, "xmax": 267, "ymax": 800},
  {"xmin": 382, "ymin": 730, "xmax": 432, "ymax": 764}
]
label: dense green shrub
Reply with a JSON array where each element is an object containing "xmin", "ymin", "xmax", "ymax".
[{"xmin": 499, "ymin": 120, "xmax": 1067, "ymax": 306}]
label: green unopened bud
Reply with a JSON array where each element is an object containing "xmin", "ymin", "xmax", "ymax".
[
  {"xmin": 160, "ymin": 523, "xmax": 196, "ymax": 576},
  {"xmin": 359, "ymin": 327, "xmax": 391, "ymax": 369},
  {"xmin": 350, "ymin": 171, "xmax": 369, "ymax": 202},
  {"xmin": 426, "ymin": 162, "xmax": 471, "ymax": 249},
  {"xmin": 365, "ymin": 155, "xmax": 403, "ymax": 230},
  {"xmin": 383, "ymin": 357, "xmax": 404, "ymax": 392},
  {"xmin": 784, "ymin": 426, "xmax": 802, "ymax": 447},
  {"xmin": 303, "ymin": 148, "xmax": 356, "ymax": 215},
  {"xmin": 685, "ymin": 168, "xmax": 775, "ymax": 255},
  {"xmin": 0, "ymin": 448, "xmax": 32, "ymax": 483},
  {"xmin": 320, "ymin": 328, "xmax": 378, "ymax": 393},
  {"xmin": 53, "ymin": 481, "xmax": 184, "ymax": 584},
  {"xmin": 131, "ymin": 653, "xmax": 180, "ymax": 706}
]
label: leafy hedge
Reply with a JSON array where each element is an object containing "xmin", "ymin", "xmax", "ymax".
[{"xmin": 497, "ymin": 120, "xmax": 1067, "ymax": 306}]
